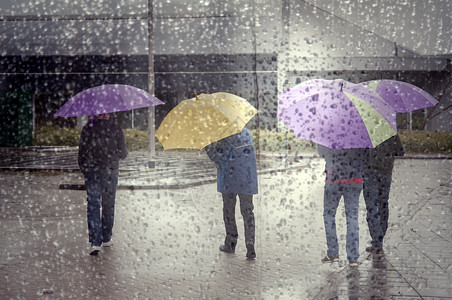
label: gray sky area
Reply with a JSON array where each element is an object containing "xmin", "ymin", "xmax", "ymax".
[{"xmin": 0, "ymin": 0, "xmax": 450, "ymax": 55}]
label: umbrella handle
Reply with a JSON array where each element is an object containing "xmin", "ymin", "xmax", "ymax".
[{"xmin": 195, "ymin": 93, "xmax": 199, "ymax": 101}]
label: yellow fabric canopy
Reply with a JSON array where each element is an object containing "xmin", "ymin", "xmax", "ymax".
[{"xmin": 156, "ymin": 92, "xmax": 258, "ymax": 150}]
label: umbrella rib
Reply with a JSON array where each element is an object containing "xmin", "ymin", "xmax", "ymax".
[
  {"xmin": 391, "ymin": 83, "xmax": 409, "ymax": 111},
  {"xmin": 197, "ymin": 101, "xmax": 239, "ymax": 145},
  {"xmin": 156, "ymin": 93, "xmax": 257, "ymax": 149},
  {"xmin": 57, "ymin": 94, "xmax": 80, "ymax": 117},
  {"xmin": 344, "ymin": 91, "xmax": 396, "ymax": 147},
  {"xmin": 204, "ymin": 99, "xmax": 257, "ymax": 128},
  {"xmin": 157, "ymin": 100, "xmax": 202, "ymax": 147},
  {"xmin": 113, "ymin": 85, "xmax": 131, "ymax": 111}
]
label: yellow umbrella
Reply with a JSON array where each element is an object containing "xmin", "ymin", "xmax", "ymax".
[{"xmin": 156, "ymin": 92, "xmax": 258, "ymax": 150}]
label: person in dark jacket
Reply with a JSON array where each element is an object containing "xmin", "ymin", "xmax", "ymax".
[
  {"xmin": 78, "ymin": 113, "xmax": 128, "ymax": 255},
  {"xmin": 205, "ymin": 127, "xmax": 258, "ymax": 259},
  {"xmin": 318, "ymin": 144, "xmax": 370, "ymax": 266},
  {"xmin": 363, "ymin": 134, "xmax": 404, "ymax": 254}
]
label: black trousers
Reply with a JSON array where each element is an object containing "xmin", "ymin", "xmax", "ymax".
[{"xmin": 222, "ymin": 193, "xmax": 255, "ymax": 249}]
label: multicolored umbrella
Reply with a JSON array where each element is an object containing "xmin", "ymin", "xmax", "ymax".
[
  {"xmin": 360, "ymin": 80, "xmax": 438, "ymax": 113},
  {"xmin": 156, "ymin": 92, "xmax": 258, "ymax": 150},
  {"xmin": 277, "ymin": 79, "xmax": 397, "ymax": 150},
  {"xmin": 54, "ymin": 84, "xmax": 164, "ymax": 117}
]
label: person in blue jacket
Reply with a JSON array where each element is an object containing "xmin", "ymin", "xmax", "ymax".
[{"xmin": 205, "ymin": 127, "xmax": 258, "ymax": 259}]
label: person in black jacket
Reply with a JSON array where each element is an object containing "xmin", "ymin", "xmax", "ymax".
[
  {"xmin": 363, "ymin": 134, "xmax": 404, "ymax": 254},
  {"xmin": 78, "ymin": 113, "xmax": 128, "ymax": 255}
]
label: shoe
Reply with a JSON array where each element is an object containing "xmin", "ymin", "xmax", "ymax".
[
  {"xmin": 219, "ymin": 245, "xmax": 235, "ymax": 253},
  {"xmin": 90, "ymin": 245, "xmax": 101, "ymax": 255},
  {"xmin": 321, "ymin": 255, "xmax": 339, "ymax": 263},
  {"xmin": 246, "ymin": 244, "xmax": 256, "ymax": 260},
  {"xmin": 349, "ymin": 260, "xmax": 359, "ymax": 267},
  {"xmin": 366, "ymin": 246, "xmax": 384, "ymax": 254},
  {"xmin": 103, "ymin": 240, "xmax": 113, "ymax": 247}
]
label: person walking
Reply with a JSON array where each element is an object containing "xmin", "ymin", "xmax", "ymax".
[
  {"xmin": 318, "ymin": 144, "xmax": 370, "ymax": 266},
  {"xmin": 78, "ymin": 113, "xmax": 128, "ymax": 255},
  {"xmin": 363, "ymin": 134, "xmax": 404, "ymax": 254},
  {"xmin": 205, "ymin": 127, "xmax": 258, "ymax": 259}
]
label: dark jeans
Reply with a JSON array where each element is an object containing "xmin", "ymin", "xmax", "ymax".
[
  {"xmin": 323, "ymin": 182, "xmax": 362, "ymax": 261},
  {"xmin": 363, "ymin": 172, "xmax": 392, "ymax": 249},
  {"xmin": 222, "ymin": 193, "xmax": 255, "ymax": 250},
  {"xmin": 84, "ymin": 172, "xmax": 118, "ymax": 247}
]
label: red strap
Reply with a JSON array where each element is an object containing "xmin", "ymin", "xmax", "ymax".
[{"xmin": 326, "ymin": 178, "xmax": 363, "ymax": 183}]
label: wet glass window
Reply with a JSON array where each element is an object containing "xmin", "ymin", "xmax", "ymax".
[{"xmin": 1, "ymin": 1, "xmax": 451, "ymax": 298}]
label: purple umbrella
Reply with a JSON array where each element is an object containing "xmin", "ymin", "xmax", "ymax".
[
  {"xmin": 359, "ymin": 80, "xmax": 438, "ymax": 113},
  {"xmin": 54, "ymin": 84, "xmax": 164, "ymax": 118},
  {"xmin": 278, "ymin": 79, "xmax": 397, "ymax": 150}
]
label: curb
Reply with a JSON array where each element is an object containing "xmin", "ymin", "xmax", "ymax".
[
  {"xmin": 0, "ymin": 146, "xmax": 78, "ymax": 153},
  {"xmin": 58, "ymin": 165, "xmax": 310, "ymax": 190},
  {"xmin": 1, "ymin": 155, "xmax": 450, "ymax": 174}
]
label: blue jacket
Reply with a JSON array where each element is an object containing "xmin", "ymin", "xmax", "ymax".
[{"xmin": 205, "ymin": 128, "xmax": 258, "ymax": 195}]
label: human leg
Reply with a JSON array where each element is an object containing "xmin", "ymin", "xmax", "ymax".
[
  {"xmin": 343, "ymin": 182, "xmax": 362, "ymax": 262},
  {"xmin": 101, "ymin": 172, "xmax": 118, "ymax": 244},
  {"xmin": 238, "ymin": 194, "xmax": 255, "ymax": 259},
  {"xmin": 323, "ymin": 183, "xmax": 342, "ymax": 259},
  {"xmin": 363, "ymin": 173, "xmax": 384, "ymax": 250},
  {"xmin": 84, "ymin": 173, "xmax": 103, "ymax": 248},
  {"xmin": 238, "ymin": 194, "xmax": 255, "ymax": 246},
  {"xmin": 221, "ymin": 193, "xmax": 238, "ymax": 252},
  {"xmin": 377, "ymin": 173, "xmax": 392, "ymax": 238}
]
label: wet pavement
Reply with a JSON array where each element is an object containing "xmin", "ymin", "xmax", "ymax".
[
  {"xmin": 1, "ymin": 148, "xmax": 451, "ymax": 299},
  {"xmin": 0, "ymin": 147, "xmax": 310, "ymax": 189}
]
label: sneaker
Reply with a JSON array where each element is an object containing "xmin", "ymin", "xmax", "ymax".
[
  {"xmin": 219, "ymin": 245, "xmax": 235, "ymax": 253},
  {"xmin": 349, "ymin": 260, "xmax": 359, "ymax": 267},
  {"xmin": 90, "ymin": 245, "xmax": 101, "ymax": 255},
  {"xmin": 246, "ymin": 244, "xmax": 256, "ymax": 260},
  {"xmin": 321, "ymin": 255, "xmax": 339, "ymax": 263},
  {"xmin": 103, "ymin": 240, "xmax": 113, "ymax": 247}
]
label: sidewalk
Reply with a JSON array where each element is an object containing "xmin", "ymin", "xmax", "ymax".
[
  {"xmin": 1, "ymin": 148, "xmax": 451, "ymax": 299},
  {"xmin": 311, "ymin": 171, "xmax": 452, "ymax": 299}
]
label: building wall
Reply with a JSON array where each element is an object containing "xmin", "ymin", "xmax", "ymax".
[
  {"xmin": 0, "ymin": 0, "xmax": 450, "ymax": 146},
  {"xmin": 0, "ymin": 53, "xmax": 278, "ymax": 146},
  {"xmin": 427, "ymin": 82, "xmax": 452, "ymax": 131}
]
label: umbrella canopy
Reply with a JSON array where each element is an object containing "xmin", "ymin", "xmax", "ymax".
[
  {"xmin": 360, "ymin": 80, "xmax": 438, "ymax": 113},
  {"xmin": 155, "ymin": 92, "xmax": 258, "ymax": 150},
  {"xmin": 277, "ymin": 79, "xmax": 397, "ymax": 150},
  {"xmin": 54, "ymin": 84, "xmax": 164, "ymax": 117}
]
